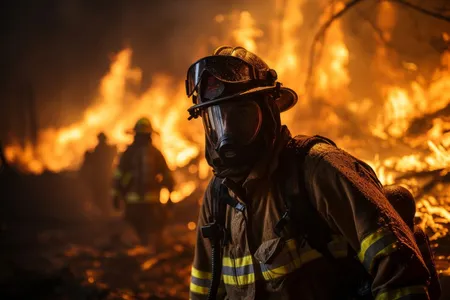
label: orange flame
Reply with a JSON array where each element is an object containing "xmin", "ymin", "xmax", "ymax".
[
  {"xmin": 5, "ymin": 49, "xmax": 201, "ymax": 173},
  {"xmin": 4, "ymin": 1, "xmax": 450, "ymax": 234}
]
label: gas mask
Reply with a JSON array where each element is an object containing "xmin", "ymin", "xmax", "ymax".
[
  {"xmin": 185, "ymin": 48, "xmax": 299, "ymax": 172},
  {"xmin": 202, "ymin": 85, "xmax": 265, "ymax": 168}
]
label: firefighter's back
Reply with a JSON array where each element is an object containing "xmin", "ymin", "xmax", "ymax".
[{"xmin": 118, "ymin": 143, "xmax": 168, "ymax": 245}]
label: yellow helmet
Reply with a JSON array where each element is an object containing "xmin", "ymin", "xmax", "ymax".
[{"xmin": 127, "ymin": 117, "xmax": 157, "ymax": 135}]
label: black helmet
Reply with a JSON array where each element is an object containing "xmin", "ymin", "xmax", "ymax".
[
  {"xmin": 186, "ymin": 46, "xmax": 298, "ymax": 119},
  {"xmin": 186, "ymin": 46, "xmax": 295, "ymax": 174}
]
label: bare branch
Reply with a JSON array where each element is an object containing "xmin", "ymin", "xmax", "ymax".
[
  {"xmin": 305, "ymin": 0, "xmax": 367, "ymax": 97},
  {"xmin": 354, "ymin": 7, "xmax": 391, "ymax": 46},
  {"xmin": 388, "ymin": 0, "xmax": 450, "ymax": 23},
  {"xmin": 304, "ymin": 0, "xmax": 450, "ymax": 98}
]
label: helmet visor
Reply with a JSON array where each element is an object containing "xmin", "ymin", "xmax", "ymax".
[
  {"xmin": 186, "ymin": 55, "xmax": 257, "ymax": 98},
  {"xmin": 202, "ymin": 100, "xmax": 262, "ymax": 147}
]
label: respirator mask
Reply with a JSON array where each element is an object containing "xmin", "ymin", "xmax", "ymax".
[
  {"xmin": 201, "ymin": 79, "xmax": 265, "ymax": 167},
  {"xmin": 185, "ymin": 50, "xmax": 298, "ymax": 171}
]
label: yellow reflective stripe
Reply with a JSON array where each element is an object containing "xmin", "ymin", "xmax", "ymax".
[
  {"xmin": 262, "ymin": 264, "xmax": 291, "ymax": 279},
  {"xmin": 358, "ymin": 228, "xmax": 399, "ymax": 273},
  {"xmin": 220, "ymin": 237, "xmax": 348, "ymax": 285},
  {"xmin": 125, "ymin": 192, "xmax": 159, "ymax": 203},
  {"xmin": 358, "ymin": 228, "xmax": 387, "ymax": 262},
  {"xmin": 190, "ymin": 267, "xmax": 226, "ymax": 295},
  {"xmin": 261, "ymin": 249, "xmax": 322, "ymax": 280},
  {"xmin": 260, "ymin": 239, "xmax": 322, "ymax": 281},
  {"xmin": 121, "ymin": 173, "xmax": 132, "ymax": 187},
  {"xmin": 191, "ymin": 267, "xmax": 211, "ymax": 279},
  {"xmin": 369, "ymin": 242, "xmax": 399, "ymax": 272},
  {"xmin": 222, "ymin": 255, "xmax": 252, "ymax": 267},
  {"xmin": 113, "ymin": 169, "xmax": 122, "ymax": 179},
  {"xmin": 222, "ymin": 255, "xmax": 254, "ymax": 286},
  {"xmin": 375, "ymin": 285, "xmax": 427, "ymax": 300},
  {"xmin": 222, "ymin": 273, "xmax": 255, "ymax": 285},
  {"xmin": 190, "ymin": 282, "xmax": 208, "ymax": 295},
  {"xmin": 190, "ymin": 267, "xmax": 211, "ymax": 294},
  {"xmin": 126, "ymin": 192, "xmax": 140, "ymax": 203}
]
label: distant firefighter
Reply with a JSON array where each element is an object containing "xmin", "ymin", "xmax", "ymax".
[
  {"xmin": 80, "ymin": 132, "xmax": 117, "ymax": 215},
  {"xmin": 111, "ymin": 117, "xmax": 175, "ymax": 249}
]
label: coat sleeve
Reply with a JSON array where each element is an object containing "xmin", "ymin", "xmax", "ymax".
[
  {"xmin": 190, "ymin": 178, "xmax": 226, "ymax": 300},
  {"xmin": 304, "ymin": 143, "xmax": 431, "ymax": 300}
]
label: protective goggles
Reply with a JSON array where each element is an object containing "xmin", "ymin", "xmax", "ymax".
[
  {"xmin": 185, "ymin": 55, "xmax": 269, "ymax": 98},
  {"xmin": 202, "ymin": 98, "xmax": 263, "ymax": 147}
]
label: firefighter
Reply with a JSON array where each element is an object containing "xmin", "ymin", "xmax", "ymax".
[
  {"xmin": 80, "ymin": 132, "xmax": 117, "ymax": 215},
  {"xmin": 186, "ymin": 46, "xmax": 432, "ymax": 299},
  {"xmin": 111, "ymin": 117, "xmax": 175, "ymax": 249}
]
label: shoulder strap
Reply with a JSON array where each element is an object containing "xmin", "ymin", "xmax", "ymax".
[
  {"xmin": 201, "ymin": 177, "xmax": 229, "ymax": 300},
  {"xmin": 277, "ymin": 135, "xmax": 337, "ymax": 261},
  {"xmin": 213, "ymin": 179, "xmax": 229, "ymax": 231},
  {"xmin": 202, "ymin": 177, "xmax": 228, "ymax": 244}
]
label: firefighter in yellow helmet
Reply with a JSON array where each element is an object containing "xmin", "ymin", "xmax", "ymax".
[
  {"xmin": 111, "ymin": 117, "xmax": 175, "ymax": 248},
  {"xmin": 186, "ymin": 46, "xmax": 432, "ymax": 299}
]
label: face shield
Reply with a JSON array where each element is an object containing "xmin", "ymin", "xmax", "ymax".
[
  {"xmin": 203, "ymin": 99, "xmax": 263, "ymax": 158},
  {"xmin": 197, "ymin": 73, "xmax": 265, "ymax": 165}
]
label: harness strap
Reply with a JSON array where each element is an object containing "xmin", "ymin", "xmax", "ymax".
[
  {"xmin": 275, "ymin": 135, "xmax": 337, "ymax": 261},
  {"xmin": 201, "ymin": 177, "xmax": 231, "ymax": 300}
]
